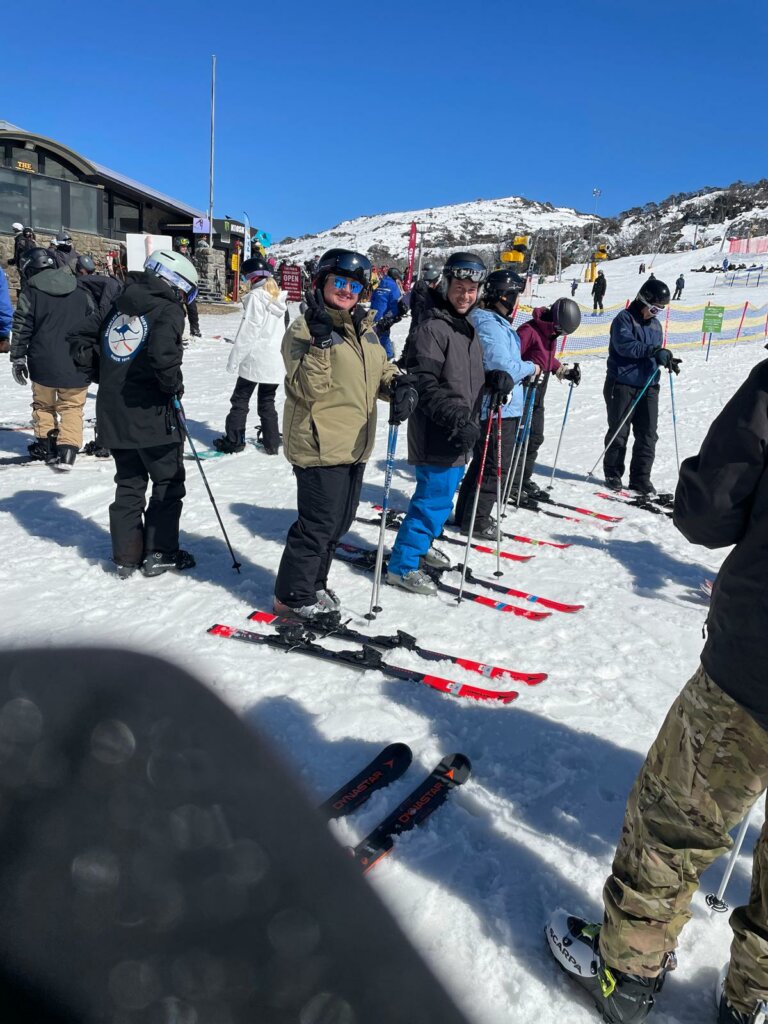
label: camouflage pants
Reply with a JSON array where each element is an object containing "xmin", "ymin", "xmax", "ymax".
[{"xmin": 600, "ymin": 664, "xmax": 768, "ymax": 1016}]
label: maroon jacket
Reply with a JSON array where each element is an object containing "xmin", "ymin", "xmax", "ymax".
[{"xmin": 518, "ymin": 307, "xmax": 562, "ymax": 374}]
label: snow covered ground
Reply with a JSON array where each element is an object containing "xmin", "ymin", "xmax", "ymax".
[{"xmin": 0, "ymin": 293, "xmax": 764, "ymax": 1023}]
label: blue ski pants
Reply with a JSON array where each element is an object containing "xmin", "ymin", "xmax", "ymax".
[{"xmin": 387, "ymin": 464, "xmax": 465, "ymax": 576}]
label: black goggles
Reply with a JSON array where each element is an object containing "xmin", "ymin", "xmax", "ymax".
[{"xmin": 450, "ymin": 265, "xmax": 486, "ymax": 283}]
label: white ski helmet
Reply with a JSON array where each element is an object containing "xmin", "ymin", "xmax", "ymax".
[{"xmin": 144, "ymin": 249, "xmax": 199, "ymax": 303}]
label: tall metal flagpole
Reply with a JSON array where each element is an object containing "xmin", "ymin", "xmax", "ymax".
[{"xmin": 208, "ymin": 55, "xmax": 216, "ymax": 248}]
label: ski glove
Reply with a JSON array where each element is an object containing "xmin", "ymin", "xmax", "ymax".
[
  {"xmin": 556, "ymin": 363, "xmax": 581, "ymax": 386},
  {"xmin": 389, "ymin": 373, "xmax": 419, "ymax": 425},
  {"xmin": 485, "ymin": 369, "xmax": 514, "ymax": 408},
  {"xmin": 304, "ymin": 288, "xmax": 334, "ymax": 349},
  {"xmin": 450, "ymin": 416, "xmax": 481, "ymax": 454},
  {"xmin": 397, "ymin": 298, "xmax": 409, "ymax": 318},
  {"xmin": 11, "ymin": 359, "xmax": 28, "ymax": 386},
  {"xmin": 373, "ymin": 312, "xmax": 402, "ymax": 337},
  {"xmin": 654, "ymin": 348, "xmax": 682, "ymax": 374}
]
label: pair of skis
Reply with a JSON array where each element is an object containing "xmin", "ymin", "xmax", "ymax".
[
  {"xmin": 357, "ymin": 509, "xmax": 533, "ymax": 563},
  {"xmin": 594, "ymin": 490, "xmax": 673, "ymax": 518},
  {"xmin": 368, "ymin": 504, "xmax": 571, "ymax": 550},
  {"xmin": 319, "ymin": 742, "xmax": 470, "ymax": 872}
]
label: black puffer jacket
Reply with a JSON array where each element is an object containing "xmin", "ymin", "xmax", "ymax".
[
  {"xmin": 68, "ymin": 272, "xmax": 185, "ymax": 449},
  {"xmin": 404, "ymin": 293, "xmax": 485, "ymax": 466},
  {"xmin": 673, "ymin": 359, "xmax": 768, "ymax": 730},
  {"xmin": 77, "ymin": 273, "xmax": 123, "ymax": 321},
  {"xmin": 11, "ymin": 267, "xmax": 93, "ymax": 388}
]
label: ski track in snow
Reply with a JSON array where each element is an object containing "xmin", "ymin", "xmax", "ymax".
[{"xmin": 1, "ymin": 250, "xmax": 765, "ymax": 1023}]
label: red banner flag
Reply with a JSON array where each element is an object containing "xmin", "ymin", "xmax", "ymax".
[{"xmin": 405, "ymin": 221, "xmax": 418, "ymax": 289}]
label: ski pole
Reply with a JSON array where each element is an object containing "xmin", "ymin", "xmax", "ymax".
[
  {"xmin": 514, "ymin": 382, "xmax": 538, "ymax": 508},
  {"xmin": 457, "ymin": 413, "xmax": 495, "ymax": 604},
  {"xmin": 669, "ymin": 369, "xmax": 680, "ymax": 474},
  {"xmin": 173, "ymin": 398, "xmax": 242, "ymax": 572},
  {"xmin": 366, "ymin": 421, "xmax": 399, "ymax": 621},
  {"xmin": 494, "ymin": 407, "xmax": 503, "ymax": 577},
  {"xmin": 502, "ymin": 384, "xmax": 535, "ymax": 513},
  {"xmin": 586, "ymin": 366, "xmax": 660, "ymax": 479},
  {"xmin": 548, "ymin": 369, "xmax": 577, "ymax": 490},
  {"xmin": 706, "ymin": 804, "xmax": 756, "ymax": 914}
]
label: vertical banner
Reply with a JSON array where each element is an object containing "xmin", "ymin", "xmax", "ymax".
[
  {"xmin": 243, "ymin": 212, "xmax": 252, "ymax": 262},
  {"xmin": 405, "ymin": 221, "xmax": 417, "ymax": 289}
]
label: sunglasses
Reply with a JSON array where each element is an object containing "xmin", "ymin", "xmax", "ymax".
[{"xmin": 332, "ymin": 276, "xmax": 363, "ymax": 295}]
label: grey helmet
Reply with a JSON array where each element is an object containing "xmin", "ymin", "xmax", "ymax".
[{"xmin": 144, "ymin": 249, "xmax": 199, "ymax": 304}]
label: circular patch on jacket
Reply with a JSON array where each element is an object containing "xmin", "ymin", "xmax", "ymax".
[{"xmin": 103, "ymin": 312, "xmax": 149, "ymax": 363}]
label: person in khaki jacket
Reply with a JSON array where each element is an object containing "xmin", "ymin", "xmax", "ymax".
[{"xmin": 274, "ymin": 248, "xmax": 417, "ymax": 620}]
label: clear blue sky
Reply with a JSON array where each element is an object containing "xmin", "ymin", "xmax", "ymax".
[{"xmin": 5, "ymin": 0, "xmax": 767, "ymax": 241}]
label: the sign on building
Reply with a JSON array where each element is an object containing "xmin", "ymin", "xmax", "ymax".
[
  {"xmin": 701, "ymin": 306, "xmax": 725, "ymax": 332},
  {"xmin": 193, "ymin": 217, "xmax": 211, "ymax": 235}
]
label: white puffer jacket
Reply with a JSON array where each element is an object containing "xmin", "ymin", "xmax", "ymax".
[{"xmin": 227, "ymin": 282, "xmax": 289, "ymax": 383}]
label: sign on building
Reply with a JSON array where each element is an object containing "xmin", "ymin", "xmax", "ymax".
[{"xmin": 192, "ymin": 217, "xmax": 211, "ymax": 235}]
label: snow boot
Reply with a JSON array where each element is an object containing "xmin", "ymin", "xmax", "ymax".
[
  {"xmin": 421, "ymin": 546, "xmax": 451, "ymax": 571},
  {"xmin": 316, "ymin": 588, "xmax": 342, "ymax": 612},
  {"xmin": 28, "ymin": 428, "xmax": 59, "ymax": 464},
  {"xmin": 54, "ymin": 445, "xmax": 78, "ymax": 471},
  {"xmin": 256, "ymin": 426, "xmax": 282, "ymax": 456},
  {"xmin": 141, "ymin": 549, "xmax": 196, "ymax": 578},
  {"xmin": 716, "ymin": 964, "xmax": 768, "ymax": 1023},
  {"xmin": 546, "ymin": 911, "xmax": 673, "ymax": 1024},
  {"xmin": 212, "ymin": 436, "xmax": 245, "ymax": 454},
  {"xmin": 604, "ymin": 475, "xmax": 623, "ymax": 492},
  {"xmin": 273, "ymin": 596, "xmax": 341, "ymax": 625},
  {"xmin": 385, "ymin": 568, "xmax": 437, "ymax": 596}
]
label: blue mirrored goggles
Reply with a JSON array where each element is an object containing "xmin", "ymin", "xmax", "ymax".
[{"xmin": 332, "ymin": 275, "xmax": 364, "ymax": 295}]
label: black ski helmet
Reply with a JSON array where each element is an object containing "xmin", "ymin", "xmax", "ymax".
[
  {"xmin": 241, "ymin": 255, "xmax": 273, "ymax": 279},
  {"xmin": 315, "ymin": 248, "xmax": 372, "ymax": 288},
  {"xmin": 419, "ymin": 261, "xmax": 441, "ymax": 283},
  {"xmin": 638, "ymin": 278, "xmax": 671, "ymax": 308},
  {"xmin": 56, "ymin": 230, "xmax": 72, "ymax": 246},
  {"xmin": 19, "ymin": 247, "xmax": 56, "ymax": 280},
  {"xmin": 440, "ymin": 252, "xmax": 487, "ymax": 310},
  {"xmin": 76, "ymin": 255, "xmax": 96, "ymax": 274},
  {"xmin": 388, "ymin": 266, "xmax": 403, "ymax": 281},
  {"xmin": 484, "ymin": 269, "xmax": 525, "ymax": 309},
  {"xmin": 549, "ymin": 297, "xmax": 582, "ymax": 336}
]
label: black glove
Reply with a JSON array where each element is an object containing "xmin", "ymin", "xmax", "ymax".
[
  {"xmin": 559, "ymin": 363, "xmax": 581, "ymax": 386},
  {"xmin": 449, "ymin": 412, "xmax": 481, "ymax": 454},
  {"xmin": 397, "ymin": 299, "xmax": 409, "ymax": 318},
  {"xmin": 374, "ymin": 313, "xmax": 400, "ymax": 337},
  {"xmin": 654, "ymin": 347, "xmax": 681, "ymax": 374},
  {"xmin": 303, "ymin": 288, "xmax": 334, "ymax": 349},
  {"xmin": 390, "ymin": 374, "xmax": 418, "ymax": 424},
  {"xmin": 11, "ymin": 359, "xmax": 28, "ymax": 386},
  {"xmin": 485, "ymin": 369, "xmax": 514, "ymax": 408}
]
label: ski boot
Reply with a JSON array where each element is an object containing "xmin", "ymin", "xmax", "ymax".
[
  {"xmin": 421, "ymin": 545, "xmax": 451, "ymax": 571},
  {"xmin": 461, "ymin": 519, "xmax": 498, "ymax": 541},
  {"xmin": 604, "ymin": 475, "xmax": 623, "ymax": 492},
  {"xmin": 212, "ymin": 436, "xmax": 245, "ymax": 454},
  {"xmin": 54, "ymin": 445, "xmax": 78, "ymax": 471},
  {"xmin": 316, "ymin": 588, "xmax": 342, "ymax": 612},
  {"xmin": 273, "ymin": 596, "xmax": 340, "ymax": 625},
  {"xmin": 546, "ymin": 911, "xmax": 673, "ymax": 1023},
  {"xmin": 385, "ymin": 568, "xmax": 437, "ymax": 596},
  {"xmin": 141, "ymin": 550, "xmax": 196, "ymax": 578},
  {"xmin": 716, "ymin": 963, "xmax": 768, "ymax": 1023},
  {"xmin": 114, "ymin": 563, "xmax": 139, "ymax": 580},
  {"xmin": 629, "ymin": 480, "xmax": 657, "ymax": 497},
  {"xmin": 523, "ymin": 480, "xmax": 548, "ymax": 502}
]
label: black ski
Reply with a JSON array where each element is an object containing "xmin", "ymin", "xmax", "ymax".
[
  {"xmin": 319, "ymin": 742, "xmax": 413, "ymax": 819},
  {"xmin": 208, "ymin": 624, "xmax": 520, "ymax": 702},
  {"xmin": 594, "ymin": 492, "xmax": 672, "ymax": 518},
  {"xmin": 352, "ymin": 753, "xmax": 471, "ymax": 872},
  {"xmin": 249, "ymin": 610, "xmax": 546, "ymax": 684}
]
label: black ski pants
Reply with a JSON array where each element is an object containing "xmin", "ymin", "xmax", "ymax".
[
  {"xmin": 602, "ymin": 377, "xmax": 659, "ymax": 486},
  {"xmin": 275, "ymin": 463, "xmax": 365, "ymax": 607},
  {"xmin": 223, "ymin": 377, "xmax": 280, "ymax": 449},
  {"xmin": 673, "ymin": 287, "xmax": 683, "ymax": 301},
  {"xmin": 184, "ymin": 300, "xmax": 200, "ymax": 335},
  {"xmin": 109, "ymin": 443, "xmax": 186, "ymax": 567},
  {"xmin": 455, "ymin": 416, "xmax": 518, "ymax": 528},
  {"xmin": 593, "ymin": 297, "xmax": 604, "ymax": 311}
]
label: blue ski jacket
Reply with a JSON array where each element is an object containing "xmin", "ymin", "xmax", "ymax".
[
  {"xmin": 470, "ymin": 308, "xmax": 535, "ymax": 419},
  {"xmin": 606, "ymin": 301, "xmax": 663, "ymax": 388},
  {"xmin": 0, "ymin": 267, "xmax": 12, "ymax": 337}
]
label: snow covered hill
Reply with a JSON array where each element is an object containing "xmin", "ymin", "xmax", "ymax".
[{"xmin": 0, "ymin": 308, "xmax": 764, "ymax": 1023}]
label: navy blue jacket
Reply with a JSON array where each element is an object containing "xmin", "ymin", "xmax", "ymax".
[
  {"xmin": 606, "ymin": 301, "xmax": 663, "ymax": 388},
  {"xmin": 0, "ymin": 267, "xmax": 12, "ymax": 337}
]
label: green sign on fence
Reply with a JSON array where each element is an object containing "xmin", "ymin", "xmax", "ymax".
[{"xmin": 701, "ymin": 306, "xmax": 725, "ymax": 332}]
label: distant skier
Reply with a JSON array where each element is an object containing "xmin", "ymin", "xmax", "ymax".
[
  {"xmin": 592, "ymin": 269, "xmax": 606, "ymax": 312},
  {"xmin": 386, "ymin": 252, "xmax": 487, "ymax": 595},
  {"xmin": 673, "ymin": 274, "xmax": 685, "ymax": 300},
  {"xmin": 602, "ymin": 278, "xmax": 680, "ymax": 495},
  {"xmin": 48, "ymin": 231, "xmax": 80, "ymax": 272},
  {"xmin": 274, "ymin": 248, "xmax": 416, "ymax": 619},
  {"xmin": 69, "ymin": 249, "xmax": 198, "ymax": 578},
  {"xmin": 516, "ymin": 299, "xmax": 582, "ymax": 501},
  {"xmin": 213, "ymin": 256, "xmax": 288, "ymax": 455},
  {"xmin": 399, "ymin": 261, "xmax": 441, "ymax": 367},
  {"xmin": 570, "ymin": 278, "xmax": 578, "ymax": 297},
  {"xmin": 547, "ymin": 359, "xmax": 768, "ymax": 1024},
  {"xmin": 370, "ymin": 266, "xmax": 405, "ymax": 360},
  {"xmin": 453, "ymin": 268, "xmax": 537, "ymax": 537}
]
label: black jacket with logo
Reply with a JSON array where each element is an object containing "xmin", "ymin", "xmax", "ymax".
[
  {"xmin": 68, "ymin": 272, "xmax": 185, "ymax": 449},
  {"xmin": 403, "ymin": 293, "xmax": 485, "ymax": 467},
  {"xmin": 673, "ymin": 359, "xmax": 768, "ymax": 730},
  {"xmin": 11, "ymin": 267, "xmax": 93, "ymax": 388}
]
